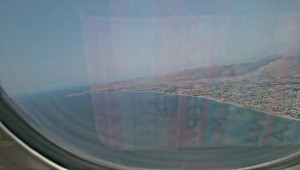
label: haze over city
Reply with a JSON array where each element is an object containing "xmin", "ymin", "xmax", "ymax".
[{"xmin": 1, "ymin": 0, "xmax": 300, "ymax": 94}]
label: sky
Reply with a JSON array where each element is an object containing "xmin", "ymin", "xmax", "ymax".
[{"xmin": 0, "ymin": 0, "xmax": 300, "ymax": 95}]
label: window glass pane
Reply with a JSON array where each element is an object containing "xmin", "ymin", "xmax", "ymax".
[{"xmin": 1, "ymin": 1, "xmax": 299, "ymax": 169}]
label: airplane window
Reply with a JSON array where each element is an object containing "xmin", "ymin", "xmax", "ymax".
[{"xmin": 0, "ymin": 1, "xmax": 300, "ymax": 169}]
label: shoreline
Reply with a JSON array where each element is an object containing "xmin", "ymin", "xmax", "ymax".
[{"xmin": 66, "ymin": 90, "xmax": 300, "ymax": 121}]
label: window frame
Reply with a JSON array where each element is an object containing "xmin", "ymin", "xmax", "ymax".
[{"xmin": 1, "ymin": 86, "xmax": 300, "ymax": 170}]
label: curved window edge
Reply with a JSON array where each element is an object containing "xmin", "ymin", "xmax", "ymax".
[{"xmin": 1, "ymin": 87, "xmax": 300, "ymax": 170}]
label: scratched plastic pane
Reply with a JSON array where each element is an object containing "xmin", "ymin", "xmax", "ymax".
[
  {"xmin": 1, "ymin": 1, "xmax": 300, "ymax": 169},
  {"xmin": 93, "ymin": 92, "xmax": 300, "ymax": 149}
]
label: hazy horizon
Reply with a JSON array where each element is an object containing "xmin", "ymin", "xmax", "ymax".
[{"xmin": 1, "ymin": 0, "xmax": 300, "ymax": 95}]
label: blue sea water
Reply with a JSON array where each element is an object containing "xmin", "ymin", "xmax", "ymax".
[{"xmin": 12, "ymin": 88, "xmax": 300, "ymax": 169}]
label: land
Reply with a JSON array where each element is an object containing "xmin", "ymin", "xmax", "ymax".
[{"xmin": 68, "ymin": 56, "xmax": 300, "ymax": 119}]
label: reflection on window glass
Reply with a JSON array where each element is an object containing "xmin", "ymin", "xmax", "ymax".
[{"xmin": 0, "ymin": 0, "xmax": 299, "ymax": 169}]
